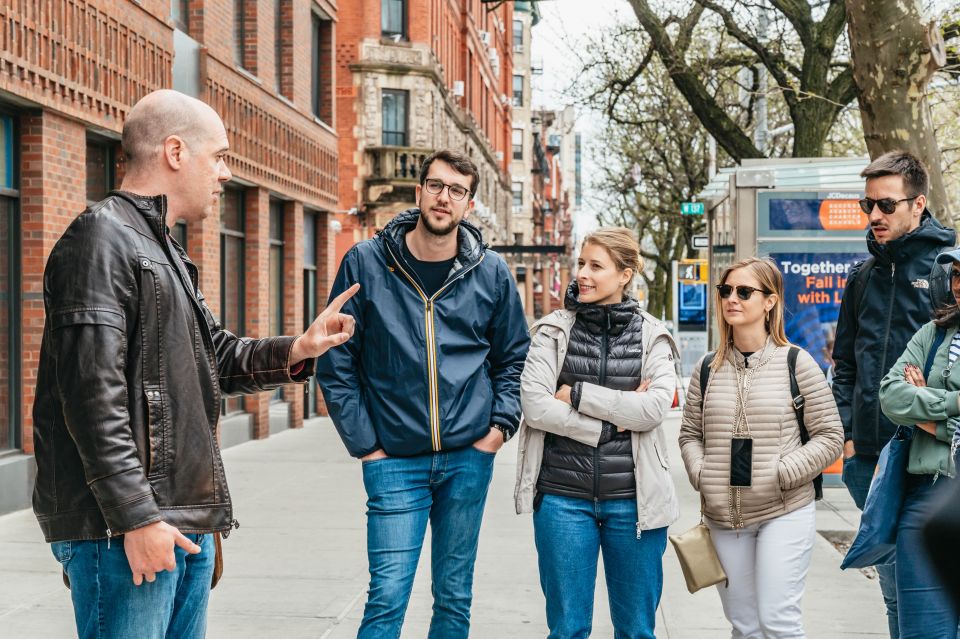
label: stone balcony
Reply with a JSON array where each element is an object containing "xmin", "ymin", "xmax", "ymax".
[{"xmin": 363, "ymin": 146, "xmax": 433, "ymax": 226}]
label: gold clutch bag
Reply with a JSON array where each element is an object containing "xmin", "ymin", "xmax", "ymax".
[{"xmin": 668, "ymin": 522, "xmax": 727, "ymax": 594}]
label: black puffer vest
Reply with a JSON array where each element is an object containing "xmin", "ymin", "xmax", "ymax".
[{"xmin": 537, "ymin": 283, "xmax": 644, "ymax": 502}]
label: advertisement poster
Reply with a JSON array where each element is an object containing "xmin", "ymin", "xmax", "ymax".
[
  {"xmin": 678, "ymin": 282, "xmax": 707, "ymax": 329},
  {"xmin": 764, "ymin": 192, "xmax": 867, "ymax": 232},
  {"xmin": 771, "ymin": 252, "xmax": 869, "ymax": 372}
]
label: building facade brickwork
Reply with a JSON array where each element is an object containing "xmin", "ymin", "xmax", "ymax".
[{"xmin": 0, "ymin": 0, "xmax": 340, "ymax": 514}]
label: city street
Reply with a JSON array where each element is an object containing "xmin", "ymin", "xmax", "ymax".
[{"xmin": 0, "ymin": 411, "xmax": 887, "ymax": 638}]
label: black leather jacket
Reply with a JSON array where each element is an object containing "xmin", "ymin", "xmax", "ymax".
[
  {"xmin": 537, "ymin": 284, "xmax": 644, "ymax": 502},
  {"xmin": 32, "ymin": 192, "xmax": 313, "ymax": 543}
]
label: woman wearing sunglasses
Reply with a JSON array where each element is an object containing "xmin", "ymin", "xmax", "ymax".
[
  {"xmin": 679, "ymin": 257, "xmax": 843, "ymax": 637},
  {"xmin": 515, "ymin": 228, "xmax": 680, "ymax": 639},
  {"xmin": 877, "ymin": 248, "xmax": 960, "ymax": 639}
]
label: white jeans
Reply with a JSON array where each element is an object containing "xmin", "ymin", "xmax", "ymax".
[{"xmin": 709, "ymin": 501, "xmax": 816, "ymax": 639}]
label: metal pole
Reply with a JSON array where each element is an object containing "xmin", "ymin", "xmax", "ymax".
[{"xmin": 754, "ymin": 0, "xmax": 769, "ymax": 154}]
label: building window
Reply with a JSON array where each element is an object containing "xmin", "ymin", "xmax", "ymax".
[
  {"xmin": 171, "ymin": 0, "xmax": 190, "ymax": 33},
  {"xmin": 513, "ymin": 19, "xmax": 523, "ymax": 52},
  {"xmin": 0, "ymin": 114, "xmax": 18, "ymax": 454},
  {"xmin": 512, "ymin": 182, "xmax": 523, "ymax": 209},
  {"xmin": 220, "ymin": 187, "xmax": 246, "ymax": 415},
  {"xmin": 513, "ymin": 74, "xmax": 523, "ymax": 107},
  {"xmin": 86, "ymin": 137, "xmax": 116, "ymax": 206},
  {"xmin": 234, "ymin": 0, "xmax": 255, "ymax": 71},
  {"xmin": 171, "ymin": 221, "xmax": 188, "ymax": 251},
  {"xmin": 512, "ymin": 128, "xmax": 524, "ymax": 160},
  {"xmin": 311, "ymin": 10, "xmax": 333, "ymax": 122},
  {"xmin": 302, "ymin": 212, "xmax": 318, "ymax": 417},
  {"xmin": 382, "ymin": 90, "xmax": 408, "ymax": 146},
  {"xmin": 274, "ymin": 0, "xmax": 286, "ymax": 94},
  {"xmin": 269, "ymin": 200, "xmax": 284, "ymax": 402},
  {"xmin": 381, "ymin": 0, "xmax": 406, "ymax": 40}
]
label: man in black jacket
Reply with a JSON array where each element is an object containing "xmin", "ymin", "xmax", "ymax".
[
  {"xmin": 832, "ymin": 151, "xmax": 956, "ymax": 638},
  {"xmin": 32, "ymin": 89, "xmax": 357, "ymax": 639},
  {"xmin": 316, "ymin": 149, "xmax": 529, "ymax": 638}
]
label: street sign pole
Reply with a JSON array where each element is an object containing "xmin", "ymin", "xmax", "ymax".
[{"xmin": 671, "ymin": 260, "xmax": 679, "ymax": 341}]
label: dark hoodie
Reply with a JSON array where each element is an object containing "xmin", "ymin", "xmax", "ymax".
[
  {"xmin": 315, "ymin": 209, "xmax": 530, "ymax": 457},
  {"xmin": 536, "ymin": 283, "xmax": 645, "ymax": 502},
  {"xmin": 833, "ymin": 211, "xmax": 957, "ymax": 455}
]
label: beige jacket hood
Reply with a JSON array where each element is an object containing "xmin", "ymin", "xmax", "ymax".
[{"xmin": 514, "ymin": 308, "xmax": 681, "ymax": 532}]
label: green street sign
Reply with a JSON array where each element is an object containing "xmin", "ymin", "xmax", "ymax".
[{"xmin": 681, "ymin": 202, "xmax": 704, "ymax": 216}]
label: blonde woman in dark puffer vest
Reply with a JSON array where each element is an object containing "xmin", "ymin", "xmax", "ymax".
[{"xmin": 679, "ymin": 257, "xmax": 844, "ymax": 638}]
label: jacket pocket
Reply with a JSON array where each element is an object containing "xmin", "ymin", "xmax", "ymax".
[
  {"xmin": 144, "ymin": 385, "xmax": 167, "ymax": 478},
  {"xmin": 653, "ymin": 437, "xmax": 670, "ymax": 470}
]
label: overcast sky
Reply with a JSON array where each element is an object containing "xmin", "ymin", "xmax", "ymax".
[{"xmin": 529, "ymin": 0, "xmax": 630, "ymax": 238}]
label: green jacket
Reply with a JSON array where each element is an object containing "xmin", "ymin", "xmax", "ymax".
[{"xmin": 879, "ymin": 320, "xmax": 960, "ymax": 477}]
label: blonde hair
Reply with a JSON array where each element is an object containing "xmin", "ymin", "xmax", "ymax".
[
  {"xmin": 581, "ymin": 227, "xmax": 643, "ymax": 286},
  {"xmin": 713, "ymin": 257, "xmax": 789, "ymax": 370}
]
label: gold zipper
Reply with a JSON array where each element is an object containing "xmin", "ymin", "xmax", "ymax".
[{"xmin": 384, "ymin": 242, "xmax": 485, "ymax": 451}]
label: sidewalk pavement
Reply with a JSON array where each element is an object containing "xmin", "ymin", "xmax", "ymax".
[{"xmin": 0, "ymin": 412, "xmax": 888, "ymax": 638}]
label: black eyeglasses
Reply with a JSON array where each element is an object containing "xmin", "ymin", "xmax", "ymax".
[
  {"xmin": 717, "ymin": 284, "xmax": 770, "ymax": 300},
  {"xmin": 423, "ymin": 178, "xmax": 471, "ymax": 201},
  {"xmin": 858, "ymin": 196, "xmax": 918, "ymax": 215}
]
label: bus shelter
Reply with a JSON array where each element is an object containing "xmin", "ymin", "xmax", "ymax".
[{"xmin": 699, "ymin": 157, "xmax": 871, "ymax": 374}]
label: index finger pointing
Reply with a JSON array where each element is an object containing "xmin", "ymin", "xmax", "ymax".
[{"xmin": 326, "ymin": 283, "xmax": 360, "ymax": 314}]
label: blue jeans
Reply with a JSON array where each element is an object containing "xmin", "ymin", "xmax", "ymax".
[
  {"xmin": 844, "ymin": 453, "xmax": 899, "ymax": 639},
  {"xmin": 359, "ymin": 446, "xmax": 495, "ymax": 639},
  {"xmin": 896, "ymin": 475, "xmax": 960, "ymax": 639},
  {"xmin": 51, "ymin": 532, "xmax": 214, "ymax": 639},
  {"xmin": 533, "ymin": 493, "xmax": 667, "ymax": 639}
]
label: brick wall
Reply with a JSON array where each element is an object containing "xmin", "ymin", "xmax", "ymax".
[
  {"xmin": 0, "ymin": 1, "xmax": 173, "ymax": 135},
  {"xmin": 19, "ymin": 111, "xmax": 88, "ymax": 453}
]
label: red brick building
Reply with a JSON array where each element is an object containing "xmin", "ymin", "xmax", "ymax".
[
  {"xmin": 333, "ymin": 0, "xmax": 515, "ymax": 264},
  {"xmin": 0, "ymin": 0, "xmax": 340, "ymax": 514}
]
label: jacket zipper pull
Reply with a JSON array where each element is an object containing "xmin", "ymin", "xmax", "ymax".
[
  {"xmin": 106, "ymin": 528, "xmax": 112, "ymax": 550},
  {"xmin": 636, "ymin": 522, "xmax": 642, "ymax": 540}
]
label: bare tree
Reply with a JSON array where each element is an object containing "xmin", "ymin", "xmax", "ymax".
[
  {"xmin": 846, "ymin": 0, "xmax": 958, "ymax": 221},
  {"xmin": 575, "ymin": 25, "xmax": 712, "ymax": 319},
  {"xmin": 623, "ymin": 0, "xmax": 857, "ymax": 160}
]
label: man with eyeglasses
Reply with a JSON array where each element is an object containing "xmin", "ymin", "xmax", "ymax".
[
  {"xmin": 832, "ymin": 150, "xmax": 956, "ymax": 638},
  {"xmin": 316, "ymin": 149, "xmax": 530, "ymax": 638}
]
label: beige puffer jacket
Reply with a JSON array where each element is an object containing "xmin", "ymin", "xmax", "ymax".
[{"xmin": 679, "ymin": 340, "xmax": 844, "ymax": 528}]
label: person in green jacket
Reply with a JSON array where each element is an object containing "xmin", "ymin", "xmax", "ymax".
[{"xmin": 878, "ymin": 247, "xmax": 960, "ymax": 639}]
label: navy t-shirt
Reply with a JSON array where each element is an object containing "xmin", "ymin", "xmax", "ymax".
[{"xmin": 402, "ymin": 240, "xmax": 455, "ymax": 298}]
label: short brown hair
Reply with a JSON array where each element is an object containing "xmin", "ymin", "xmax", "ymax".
[
  {"xmin": 581, "ymin": 227, "xmax": 643, "ymax": 285},
  {"xmin": 419, "ymin": 149, "xmax": 480, "ymax": 195},
  {"xmin": 861, "ymin": 151, "xmax": 929, "ymax": 197}
]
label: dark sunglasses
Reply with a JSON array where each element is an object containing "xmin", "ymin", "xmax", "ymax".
[
  {"xmin": 717, "ymin": 284, "xmax": 770, "ymax": 300},
  {"xmin": 858, "ymin": 196, "xmax": 918, "ymax": 215}
]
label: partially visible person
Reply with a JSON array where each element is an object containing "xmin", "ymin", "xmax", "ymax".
[
  {"xmin": 515, "ymin": 227, "xmax": 679, "ymax": 639},
  {"xmin": 878, "ymin": 246, "xmax": 960, "ymax": 639},
  {"xmin": 680, "ymin": 257, "xmax": 844, "ymax": 638},
  {"xmin": 832, "ymin": 150, "xmax": 955, "ymax": 637},
  {"xmin": 32, "ymin": 89, "xmax": 357, "ymax": 639},
  {"xmin": 316, "ymin": 149, "xmax": 529, "ymax": 639}
]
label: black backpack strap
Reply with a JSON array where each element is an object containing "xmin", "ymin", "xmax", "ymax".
[
  {"xmin": 699, "ymin": 351, "xmax": 717, "ymax": 415},
  {"xmin": 850, "ymin": 256, "xmax": 875, "ymax": 318},
  {"xmin": 924, "ymin": 326, "xmax": 948, "ymax": 380},
  {"xmin": 788, "ymin": 346, "xmax": 822, "ymax": 500}
]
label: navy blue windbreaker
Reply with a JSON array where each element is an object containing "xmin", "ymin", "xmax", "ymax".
[
  {"xmin": 832, "ymin": 211, "xmax": 955, "ymax": 455},
  {"xmin": 315, "ymin": 210, "xmax": 531, "ymax": 458}
]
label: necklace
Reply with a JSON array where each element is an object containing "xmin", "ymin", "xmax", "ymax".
[{"xmin": 728, "ymin": 340, "xmax": 778, "ymax": 527}]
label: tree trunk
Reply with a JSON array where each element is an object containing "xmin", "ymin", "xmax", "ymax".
[{"xmin": 846, "ymin": 0, "xmax": 953, "ymax": 224}]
